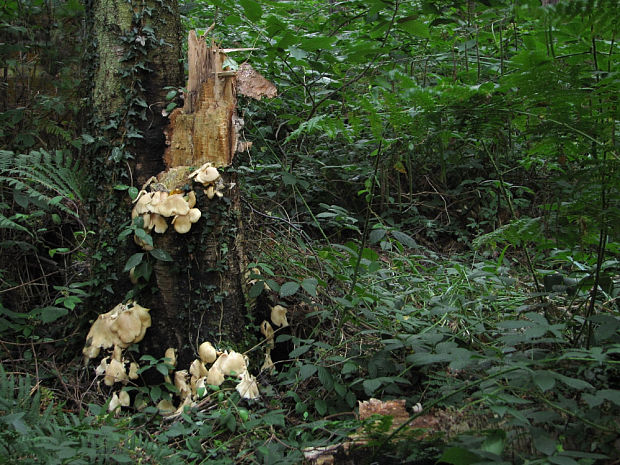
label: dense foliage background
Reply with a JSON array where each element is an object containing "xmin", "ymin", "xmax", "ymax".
[{"xmin": 1, "ymin": 0, "xmax": 618, "ymax": 463}]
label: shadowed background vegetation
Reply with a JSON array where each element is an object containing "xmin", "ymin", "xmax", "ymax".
[{"xmin": 1, "ymin": 0, "xmax": 618, "ymax": 463}]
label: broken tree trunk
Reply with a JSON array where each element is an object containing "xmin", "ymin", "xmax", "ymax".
[{"xmin": 136, "ymin": 31, "xmax": 277, "ymax": 367}]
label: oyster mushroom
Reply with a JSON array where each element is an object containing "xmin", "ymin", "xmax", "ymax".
[
  {"xmin": 271, "ymin": 305, "xmax": 289, "ymax": 328},
  {"xmin": 236, "ymin": 372, "xmax": 260, "ymax": 400},
  {"xmin": 172, "ymin": 208, "xmax": 201, "ymax": 234},
  {"xmin": 198, "ymin": 341, "xmax": 217, "ymax": 364},
  {"xmin": 260, "ymin": 320, "xmax": 275, "ymax": 349},
  {"xmin": 83, "ymin": 301, "xmax": 151, "ymax": 362},
  {"xmin": 174, "ymin": 370, "xmax": 191, "ymax": 401},
  {"xmin": 156, "ymin": 193, "xmax": 190, "ymax": 217},
  {"xmin": 206, "ymin": 365, "xmax": 225, "ymax": 387},
  {"xmin": 218, "ymin": 351, "xmax": 247, "ymax": 377}
]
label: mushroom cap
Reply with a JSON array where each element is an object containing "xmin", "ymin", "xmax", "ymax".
[
  {"xmin": 132, "ymin": 192, "xmax": 153, "ymax": 216},
  {"xmin": 218, "ymin": 351, "xmax": 247, "ymax": 377},
  {"xmin": 164, "ymin": 347, "xmax": 177, "ymax": 367},
  {"xmin": 172, "ymin": 214, "xmax": 192, "ymax": 234},
  {"xmin": 187, "ymin": 191, "xmax": 196, "ymax": 208},
  {"xmin": 189, "ymin": 359, "xmax": 208, "ymax": 379},
  {"xmin": 104, "ymin": 358, "xmax": 128, "ymax": 386},
  {"xmin": 271, "ymin": 305, "xmax": 289, "ymax": 328},
  {"xmin": 174, "ymin": 370, "xmax": 191, "ymax": 400},
  {"xmin": 203, "ymin": 166, "xmax": 220, "ymax": 183},
  {"xmin": 206, "ymin": 366, "xmax": 225, "ymax": 386},
  {"xmin": 261, "ymin": 351, "xmax": 275, "ymax": 373},
  {"xmin": 156, "ymin": 193, "xmax": 190, "ymax": 217},
  {"xmin": 198, "ymin": 341, "xmax": 217, "ymax": 364},
  {"xmin": 82, "ymin": 302, "xmax": 151, "ymax": 361},
  {"xmin": 188, "ymin": 208, "xmax": 201, "ymax": 223},
  {"xmin": 118, "ymin": 390, "xmax": 131, "ymax": 407},
  {"xmin": 236, "ymin": 372, "xmax": 260, "ymax": 400},
  {"xmin": 147, "ymin": 191, "xmax": 169, "ymax": 212},
  {"xmin": 205, "ymin": 185, "xmax": 215, "ymax": 200},
  {"xmin": 128, "ymin": 362, "xmax": 139, "ymax": 380},
  {"xmin": 260, "ymin": 320, "xmax": 275, "ymax": 348},
  {"xmin": 109, "ymin": 392, "xmax": 121, "ymax": 412},
  {"xmin": 151, "ymin": 214, "xmax": 168, "ymax": 234}
]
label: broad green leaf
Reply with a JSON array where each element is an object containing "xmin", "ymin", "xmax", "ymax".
[
  {"xmin": 532, "ymin": 370, "xmax": 556, "ymax": 392},
  {"xmin": 124, "ymin": 252, "xmax": 144, "ymax": 272},
  {"xmin": 363, "ymin": 378, "xmax": 382, "ymax": 396},
  {"xmin": 280, "ymin": 281, "xmax": 300, "ymax": 297},
  {"xmin": 301, "ymin": 278, "xmax": 318, "ymax": 296},
  {"xmin": 315, "ymin": 399, "xmax": 327, "ymax": 415},
  {"xmin": 299, "ymin": 364, "xmax": 317, "ymax": 380},
  {"xmin": 399, "ymin": 19, "xmax": 430, "ymax": 39},
  {"xmin": 289, "ymin": 344, "xmax": 312, "ymax": 358},
  {"xmin": 369, "ymin": 228, "xmax": 386, "ymax": 244},
  {"xmin": 239, "ymin": 0, "xmax": 262, "ymax": 22},
  {"xmin": 317, "ymin": 366, "xmax": 333, "ymax": 390},
  {"xmin": 437, "ymin": 447, "xmax": 480, "ymax": 465},
  {"xmin": 391, "ymin": 230, "xmax": 417, "ymax": 248}
]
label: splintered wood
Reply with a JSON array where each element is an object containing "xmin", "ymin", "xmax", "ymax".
[{"xmin": 164, "ymin": 30, "xmax": 276, "ymax": 168}]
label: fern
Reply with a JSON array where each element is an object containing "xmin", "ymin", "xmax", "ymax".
[{"xmin": 0, "ymin": 149, "xmax": 84, "ymax": 218}]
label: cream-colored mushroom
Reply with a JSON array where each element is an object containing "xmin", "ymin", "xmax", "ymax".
[
  {"xmin": 174, "ymin": 370, "xmax": 191, "ymax": 401},
  {"xmin": 128, "ymin": 362, "xmax": 139, "ymax": 380},
  {"xmin": 108, "ymin": 392, "xmax": 121, "ymax": 412},
  {"xmin": 164, "ymin": 347, "xmax": 177, "ymax": 384},
  {"xmin": 206, "ymin": 365, "xmax": 225, "ymax": 386},
  {"xmin": 195, "ymin": 377, "xmax": 207, "ymax": 398},
  {"xmin": 198, "ymin": 341, "xmax": 217, "ymax": 364},
  {"xmin": 151, "ymin": 214, "xmax": 168, "ymax": 234},
  {"xmin": 118, "ymin": 390, "xmax": 131, "ymax": 407},
  {"xmin": 261, "ymin": 350, "xmax": 275, "ymax": 373},
  {"xmin": 236, "ymin": 372, "xmax": 260, "ymax": 400},
  {"xmin": 104, "ymin": 358, "xmax": 128, "ymax": 386},
  {"xmin": 83, "ymin": 301, "xmax": 151, "ymax": 361},
  {"xmin": 186, "ymin": 191, "xmax": 196, "ymax": 208},
  {"xmin": 260, "ymin": 320, "xmax": 275, "ymax": 349},
  {"xmin": 189, "ymin": 359, "xmax": 208, "ymax": 379},
  {"xmin": 172, "ymin": 208, "xmax": 201, "ymax": 234},
  {"xmin": 218, "ymin": 351, "xmax": 247, "ymax": 377},
  {"xmin": 95, "ymin": 356, "xmax": 109, "ymax": 376},
  {"xmin": 271, "ymin": 305, "xmax": 289, "ymax": 328},
  {"xmin": 156, "ymin": 193, "xmax": 190, "ymax": 217}
]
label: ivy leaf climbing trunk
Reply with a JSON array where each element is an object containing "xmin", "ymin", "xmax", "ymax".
[{"xmin": 89, "ymin": 0, "xmax": 276, "ymax": 370}]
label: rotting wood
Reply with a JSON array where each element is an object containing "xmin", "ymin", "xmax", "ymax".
[{"xmin": 164, "ymin": 30, "xmax": 276, "ymax": 168}]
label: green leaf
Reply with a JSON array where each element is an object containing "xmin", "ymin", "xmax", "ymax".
[
  {"xmin": 249, "ymin": 281, "xmax": 265, "ymax": 298},
  {"xmin": 128, "ymin": 186, "xmax": 139, "ymax": 200},
  {"xmin": 391, "ymin": 230, "xmax": 417, "ymax": 248},
  {"xmin": 149, "ymin": 248, "xmax": 173, "ymax": 262},
  {"xmin": 165, "ymin": 90, "xmax": 177, "ymax": 100},
  {"xmin": 532, "ymin": 370, "xmax": 556, "ymax": 392},
  {"xmin": 124, "ymin": 252, "xmax": 144, "ymax": 272},
  {"xmin": 298, "ymin": 36, "xmax": 336, "ymax": 51},
  {"xmin": 315, "ymin": 399, "xmax": 327, "ymax": 415},
  {"xmin": 290, "ymin": 345, "xmax": 312, "ymax": 358},
  {"xmin": 280, "ymin": 281, "xmax": 300, "ymax": 297},
  {"xmin": 399, "ymin": 19, "xmax": 430, "ymax": 38},
  {"xmin": 317, "ymin": 366, "xmax": 333, "ymax": 390},
  {"xmin": 299, "ymin": 364, "xmax": 317, "ymax": 380},
  {"xmin": 437, "ymin": 447, "xmax": 480, "ymax": 465},
  {"xmin": 301, "ymin": 278, "xmax": 318, "ymax": 296},
  {"xmin": 597, "ymin": 389, "xmax": 620, "ymax": 406},
  {"xmin": 369, "ymin": 228, "xmax": 386, "ymax": 244},
  {"xmin": 363, "ymin": 378, "xmax": 382, "ymax": 396},
  {"xmin": 548, "ymin": 456, "xmax": 579, "ymax": 465},
  {"xmin": 239, "ymin": 0, "xmax": 262, "ymax": 21},
  {"xmin": 482, "ymin": 429, "xmax": 506, "ymax": 455}
]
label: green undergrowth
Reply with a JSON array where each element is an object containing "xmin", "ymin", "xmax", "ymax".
[{"xmin": 2, "ymin": 230, "xmax": 617, "ymax": 464}]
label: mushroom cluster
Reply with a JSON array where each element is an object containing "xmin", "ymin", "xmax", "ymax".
[
  {"xmin": 83, "ymin": 301, "xmax": 151, "ymax": 361},
  {"xmin": 189, "ymin": 162, "xmax": 225, "ymax": 199},
  {"xmin": 82, "ymin": 301, "xmax": 149, "ymax": 411},
  {"xmin": 259, "ymin": 305, "xmax": 289, "ymax": 373},
  {"xmin": 156, "ymin": 341, "xmax": 260, "ymax": 415},
  {"xmin": 132, "ymin": 187, "xmax": 201, "ymax": 250}
]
